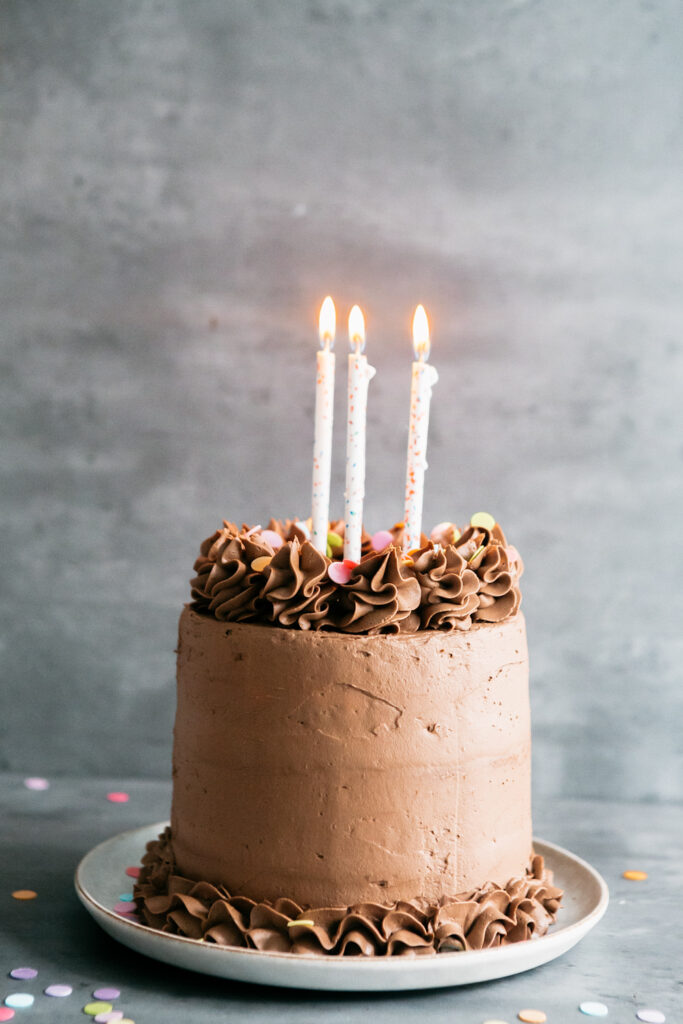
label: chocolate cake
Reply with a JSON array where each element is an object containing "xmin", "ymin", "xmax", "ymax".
[{"xmin": 135, "ymin": 516, "xmax": 562, "ymax": 956}]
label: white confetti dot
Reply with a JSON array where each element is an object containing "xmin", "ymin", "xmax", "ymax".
[
  {"xmin": 579, "ymin": 1003, "xmax": 608, "ymax": 1017},
  {"xmin": 5, "ymin": 993, "xmax": 35, "ymax": 1008}
]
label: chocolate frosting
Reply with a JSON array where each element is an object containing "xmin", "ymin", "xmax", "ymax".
[
  {"xmin": 189, "ymin": 518, "xmax": 523, "ymax": 635},
  {"xmin": 135, "ymin": 828, "xmax": 562, "ymax": 956},
  {"xmin": 454, "ymin": 524, "xmax": 524, "ymax": 623},
  {"xmin": 190, "ymin": 523, "xmax": 272, "ymax": 622},
  {"xmin": 261, "ymin": 538, "xmax": 335, "ymax": 629},
  {"xmin": 411, "ymin": 543, "xmax": 480, "ymax": 631},
  {"xmin": 334, "ymin": 547, "xmax": 422, "ymax": 635}
]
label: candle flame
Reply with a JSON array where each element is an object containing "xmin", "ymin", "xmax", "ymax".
[
  {"xmin": 412, "ymin": 304, "xmax": 430, "ymax": 360},
  {"xmin": 318, "ymin": 296, "xmax": 336, "ymax": 349},
  {"xmin": 348, "ymin": 305, "xmax": 366, "ymax": 352}
]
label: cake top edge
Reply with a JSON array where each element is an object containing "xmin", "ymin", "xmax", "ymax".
[{"xmin": 189, "ymin": 515, "xmax": 523, "ymax": 637}]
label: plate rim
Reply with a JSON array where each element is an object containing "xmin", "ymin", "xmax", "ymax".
[{"xmin": 75, "ymin": 821, "xmax": 609, "ymax": 971}]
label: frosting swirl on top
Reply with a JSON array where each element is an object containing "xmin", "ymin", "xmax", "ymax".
[
  {"xmin": 134, "ymin": 828, "xmax": 562, "ymax": 956},
  {"xmin": 190, "ymin": 523, "xmax": 272, "ymax": 622},
  {"xmin": 334, "ymin": 547, "xmax": 422, "ymax": 635},
  {"xmin": 454, "ymin": 524, "xmax": 524, "ymax": 623},
  {"xmin": 189, "ymin": 517, "xmax": 523, "ymax": 634},
  {"xmin": 261, "ymin": 539, "xmax": 335, "ymax": 630},
  {"xmin": 411, "ymin": 543, "xmax": 479, "ymax": 631}
]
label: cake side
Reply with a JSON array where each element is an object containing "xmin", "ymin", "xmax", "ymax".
[{"xmin": 170, "ymin": 607, "xmax": 532, "ymax": 907}]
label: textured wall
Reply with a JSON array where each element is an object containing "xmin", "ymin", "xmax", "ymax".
[{"xmin": 2, "ymin": 0, "xmax": 682, "ymax": 798}]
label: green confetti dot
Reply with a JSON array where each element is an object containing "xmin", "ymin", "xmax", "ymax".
[
  {"xmin": 470, "ymin": 511, "xmax": 496, "ymax": 530},
  {"xmin": 83, "ymin": 1003, "xmax": 113, "ymax": 1016},
  {"xmin": 327, "ymin": 531, "xmax": 343, "ymax": 548}
]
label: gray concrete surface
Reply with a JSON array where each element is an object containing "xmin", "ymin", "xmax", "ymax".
[
  {"xmin": 2, "ymin": 775, "xmax": 680, "ymax": 1021},
  {"xmin": 1, "ymin": 1, "xmax": 682, "ymax": 799}
]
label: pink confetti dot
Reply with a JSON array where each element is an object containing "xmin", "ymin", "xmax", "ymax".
[
  {"xmin": 0, "ymin": 1008, "xmax": 15, "ymax": 1021},
  {"xmin": 9, "ymin": 968, "xmax": 37, "ymax": 980},
  {"xmin": 93, "ymin": 988, "xmax": 121, "ymax": 1001},
  {"xmin": 44, "ymin": 984, "xmax": 72, "ymax": 997},
  {"xmin": 328, "ymin": 559, "xmax": 357, "ymax": 585},
  {"xmin": 371, "ymin": 530, "xmax": 393, "ymax": 552},
  {"xmin": 107, "ymin": 792, "xmax": 129, "ymax": 803},
  {"xmin": 113, "ymin": 901, "xmax": 134, "ymax": 914},
  {"xmin": 124, "ymin": 866, "xmax": 140, "ymax": 879},
  {"xmin": 259, "ymin": 529, "xmax": 284, "ymax": 550},
  {"xmin": 23, "ymin": 777, "xmax": 49, "ymax": 791},
  {"xmin": 95, "ymin": 1013, "xmax": 124, "ymax": 1023}
]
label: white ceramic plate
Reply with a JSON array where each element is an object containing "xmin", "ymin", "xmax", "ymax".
[{"xmin": 75, "ymin": 822, "xmax": 608, "ymax": 992}]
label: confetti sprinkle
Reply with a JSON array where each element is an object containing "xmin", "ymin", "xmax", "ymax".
[
  {"xmin": 370, "ymin": 530, "xmax": 393, "ymax": 551},
  {"xmin": 107, "ymin": 792, "xmax": 129, "ymax": 804},
  {"xmin": 124, "ymin": 866, "xmax": 140, "ymax": 879},
  {"xmin": 23, "ymin": 777, "xmax": 49, "ymax": 791},
  {"xmin": 327, "ymin": 531, "xmax": 343, "ymax": 549},
  {"xmin": 9, "ymin": 968, "xmax": 37, "ymax": 980},
  {"xmin": 470, "ymin": 511, "xmax": 496, "ymax": 530},
  {"xmin": 118, "ymin": 893, "xmax": 134, "ymax": 902},
  {"xmin": 44, "ymin": 984, "xmax": 73, "ymax": 997},
  {"xmin": 468, "ymin": 544, "xmax": 486, "ymax": 563},
  {"xmin": 580, "ymin": 1003, "xmax": 609, "ymax": 1017},
  {"xmin": 94, "ymin": 1012, "xmax": 124, "ymax": 1023},
  {"xmin": 84, "ymin": 1003, "xmax": 114, "ymax": 1016},
  {"xmin": 259, "ymin": 529, "xmax": 284, "ymax": 550},
  {"xmin": 250, "ymin": 555, "xmax": 272, "ymax": 572},
  {"xmin": 287, "ymin": 919, "xmax": 315, "ymax": 929},
  {"xmin": 328, "ymin": 560, "xmax": 357, "ymax": 585},
  {"xmin": 623, "ymin": 870, "xmax": 648, "ymax": 881},
  {"xmin": 636, "ymin": 1012, "xmax": 665, "ymax": 1024},
  {"xmin": 518, "ymin": 1012, "xmax": 547, "ymax": 1024},
  {"xmin": 93, "ymin": 988, "xmax": 121, "ymax": 1001},
  {"xmin": 429, "ymin": 521, "xmax": 460, "ymax": 545},
  {"xmin": 0, "ymin": 1009, "xmax": 15, "ymax": 1022},
  {"xmin": 4, "ymin": 995, "xmax": 34, "ymax": 1009},
  {"xmin": 11, "ymin": 889, "xmax": 37, "ymax": 900}
]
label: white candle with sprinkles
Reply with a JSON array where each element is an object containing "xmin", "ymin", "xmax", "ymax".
[
  {"xmin": 403, "ymin": 304, "xmax": 439, "ymax": 552},
  {"xmin": 311, "ymin": 296, "xmax": 336, "ymax": 553},
  {"xmin": 344, "ymin": 305, "xmax": 376, "ymax": 562}
]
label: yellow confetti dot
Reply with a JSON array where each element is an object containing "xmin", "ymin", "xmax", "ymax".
[
  {"xmin": 287, "ymin": 919, "xmax": 315, "ymax": 929},
  {"xmin": 83, "ymin": 1003, "xmax": 113, "ymax": 1016},
  {"xmin": 12, "ymin": 889, "xmax": 37, "ymax": 900},
  {"xmin": 623, "ymin": 869, "xmax": 648, "ymax": 881},
  {"xmin": 518, "ymin": 1011, "xmax": 547, "ymax": 1024},
  {"xmin": 251, "ymin": 555, "xmax": 272, "ymax": 572},
  {"xmin": 468, "ymin": 544, "xmax": 486, "ymax": 563},
  {"xmin": 470, "ymin": 511, "xmax": 496, "ymax": 531}
]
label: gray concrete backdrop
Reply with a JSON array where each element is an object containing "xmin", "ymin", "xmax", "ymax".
[{"xmin": 2, "ymin": 0, "xmax": 682, "ymax": 801}]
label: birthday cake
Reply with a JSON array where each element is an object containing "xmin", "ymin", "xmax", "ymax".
[{"xmin": 134, "ymin": 515, "xmax": 563, "ymax": 956}]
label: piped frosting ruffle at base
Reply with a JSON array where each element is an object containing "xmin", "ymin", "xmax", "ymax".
[{"xmin": 134, "ymin": 828, "xmax": 563, "ymax": 957}]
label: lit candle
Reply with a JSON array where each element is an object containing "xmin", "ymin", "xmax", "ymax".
[
  {"xmin": 311, "ymin": 296, "xmax": 336, "ymax": 553},
  {"xmin": 344, "ymin": 305, "xmax": 376, "ymax": 562},
  {"xmin": 403, "ymin": 304, "xmax": 438, "ymax": 552}
]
